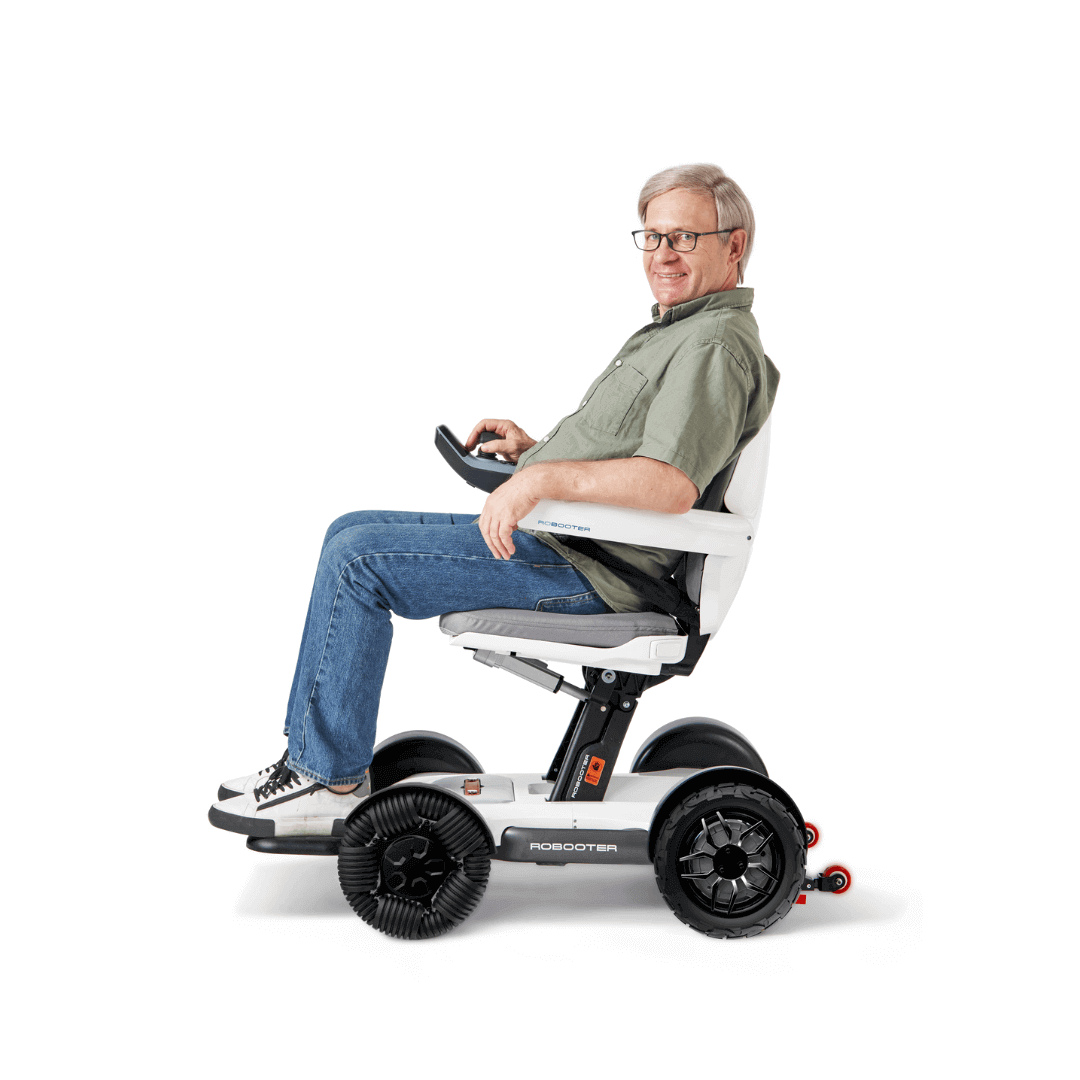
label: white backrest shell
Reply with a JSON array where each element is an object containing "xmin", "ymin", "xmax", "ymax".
[
  {"xmin": 722, "ymin": 416, "xmax": 771, "ymax": 532},
  {"xmin": 697, "ymin": 416, "xmax": 772, "ymax": 635}
]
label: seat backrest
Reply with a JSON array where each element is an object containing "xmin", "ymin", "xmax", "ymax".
[
  {"xmin": 684, "ymin": 416, "xmax": 772, "ymax": 613},
  {"xmin": 722, "ymin": 416, "xmax": 771, "ymax": 533}
]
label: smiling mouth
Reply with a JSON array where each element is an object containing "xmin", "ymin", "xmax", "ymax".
[{"xmin": 656, "ymin": 273, "xmax": 686, "ymax": 278}]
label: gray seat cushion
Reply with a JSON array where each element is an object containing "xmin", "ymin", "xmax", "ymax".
[{"xmin": 439, "ymin": 608, "xmax": 681, "ymax": 648}]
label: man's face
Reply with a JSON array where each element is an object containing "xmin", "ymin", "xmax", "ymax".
[{"xmin": 642, "ymin": 187, "xmax": 739, "ymax": 313}]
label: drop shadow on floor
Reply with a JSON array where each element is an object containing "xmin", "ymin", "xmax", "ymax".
[{"xmin": 235, "ymin": 856, "xmax": 912, "ymax": 935}]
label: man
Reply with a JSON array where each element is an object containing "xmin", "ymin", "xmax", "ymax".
[{"xmin": 209, "ymin": 163, "xmax": 778, "ymax": 839}]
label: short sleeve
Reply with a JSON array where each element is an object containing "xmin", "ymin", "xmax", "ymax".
[{"xmin": 633, "ymin": 343, "xmax": 749, "ymax": 495}]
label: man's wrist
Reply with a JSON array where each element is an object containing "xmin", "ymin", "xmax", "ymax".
[
  {"xmin": 518, "ymin": 459, "xmax": 585, "ymax": 504},
  {"xmin": 515, "ymin": 463, "xmax": 548, "ymax": 502}
]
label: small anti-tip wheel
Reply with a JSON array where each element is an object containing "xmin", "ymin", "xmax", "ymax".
[
  {"xmin": 654, "ymin": 782, "xmax": 806, "ymax": 938},
  {"xmin": 824, "ymin": 864, "xmax": 852, "ymax": 894},
  {"xmin": 337, "ymin": 786, "xmax": 492, "ymax": 939},
  {"xmin": 804, "ymin": 822, "xmax": 820, "ymax": 848}
]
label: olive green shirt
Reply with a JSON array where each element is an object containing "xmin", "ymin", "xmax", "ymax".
[{"xmin": 516, "ymin": 287, "xmax": 778, "ymax": 613}]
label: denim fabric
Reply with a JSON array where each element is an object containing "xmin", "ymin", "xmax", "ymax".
[{"xmin": 283, "ymin": 510, "xmax": 608, "ymax": 786}]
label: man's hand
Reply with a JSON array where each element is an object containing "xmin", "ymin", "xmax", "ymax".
[
  {"xmin": 465, "ymin": 419, "xmax": 537, "ymax": 463},
  {"xmin": 478, "ymin": 471, "xmax": 540, "ymax": 560}
]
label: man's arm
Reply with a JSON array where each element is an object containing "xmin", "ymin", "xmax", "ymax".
[{"xmin": 479, "ymin": 457, "xmax": 698, "ymax": 560}]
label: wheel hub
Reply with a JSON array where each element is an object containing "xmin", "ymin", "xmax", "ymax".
[
  {"xmin": 678, "ymin": 808, "xmax": 784, "ymax": 918},
  {"xmin": 381, "ymin": 833, "xmax": 450, "ymax": 900},
  {"xmin": 713, "ymin": 844, "xmax": 749, "ymax": 879}
]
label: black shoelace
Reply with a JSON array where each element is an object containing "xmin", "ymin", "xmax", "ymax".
[
  {"xmin": 254, "ymin": 757, "xmax": 306, "ymax": 802},
  {"xmin": 258, "ymin": 749, "xmax": 289, "ymax": 779}
]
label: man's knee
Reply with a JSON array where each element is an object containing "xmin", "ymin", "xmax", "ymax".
[{"xmin": 323, "ymin": 510, "xmax": 379, "ymax": 546}]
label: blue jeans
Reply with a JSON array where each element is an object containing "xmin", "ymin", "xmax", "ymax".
[{"xmin": 283, "ymin": 510, "xmax": 608, "ymax": 785}]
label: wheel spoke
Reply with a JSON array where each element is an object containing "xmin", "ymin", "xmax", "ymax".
[
  {"xmin": 703, "ymin": 815, "xmax": 732, "ymax": 846},
  {"xmin": 747, "ymin": 862, "xmax": 781, "ymax": 887},
  {"xmin": 681, "ymin": 869, "xmax": 718, "ymax": 883},
  {"xmin": 683, "ymin": 833, "xmax": 715, "ymax": 859},
  {"xmin": 739, "ymin": 874, "xmax": 769, "ymax": 896},
  {"xmin": 726, "ymin": 879, "xmax": 738, "ymax": 915},
  {"xmin": 745, "ymin": 828, "xmax": 774, "ymax": 856},
  {"xmin": 740, "ymin": 816, "xmax": 769, "ymax": 844},
  {"xmin": 699, "ymin": 816, "xmax": 725, "ymax": 851},
  {"xmin": 679, "ymin": 849, "xmax": 712, "ymax": 863},
  {"xmin": 710, "ymin": 876, "xmax": 723, "ymax": 912}
]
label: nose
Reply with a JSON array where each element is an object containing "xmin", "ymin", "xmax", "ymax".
[{"xmin": 652, "ymin": 237, "xmax": 680, "ymax": 262}]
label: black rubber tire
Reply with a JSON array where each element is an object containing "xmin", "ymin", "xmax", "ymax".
[
  {"xmin": 337, "ymin": 787, "xmax": 491, "ymax": 939},
  {"xmin": 653, "ymin": 781, "xmax": 806, "ymax": 938}
]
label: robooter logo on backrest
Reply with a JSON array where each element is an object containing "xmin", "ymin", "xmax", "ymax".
[{"xmin": 537, "ymin": 520, "xmax": 591, "ymax": 532}]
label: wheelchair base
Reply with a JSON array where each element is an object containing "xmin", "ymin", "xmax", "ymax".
[
  {"xmin": 234, "ymin": 755, "xmax": 850, "ymax": 940},
  {"xmin": 241, "ymin": 768, "xmax": 847, "ymax": 881}
]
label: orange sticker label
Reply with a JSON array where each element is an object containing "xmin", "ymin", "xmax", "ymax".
[{"xmin": 584, "ymin": 755, "xmax": 606, "ymax": 786}]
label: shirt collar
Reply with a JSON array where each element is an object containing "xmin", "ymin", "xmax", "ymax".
[{"xmin": 651, "ymin": 287, "xmax": 755, "ymax": 325}]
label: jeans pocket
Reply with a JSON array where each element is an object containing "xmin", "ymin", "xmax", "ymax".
[{"xmin": 536, "ymin": 590, "xmax": 606, "ymax": 613}]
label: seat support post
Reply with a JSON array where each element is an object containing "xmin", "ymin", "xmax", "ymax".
[{"xmin": 545, "ymin": 668, "xmax": 646, "ymax": 802}]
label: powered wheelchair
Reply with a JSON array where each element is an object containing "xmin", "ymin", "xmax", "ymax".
[{"xmin": 242, "ymin": 420, "xmax": 850, "ymax": 939}]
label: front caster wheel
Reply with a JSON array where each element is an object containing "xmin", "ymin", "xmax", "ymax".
[
  {"xmin": 653, "ymin": 782, "xmax": 806, "ymax": 938},
  {"xmin": 337, "ymin": 786, "xmax": 492, "ymax": 939},
  {"xmin": 824, "ymin": 864, "xmax": 852, "ymax": 893}
]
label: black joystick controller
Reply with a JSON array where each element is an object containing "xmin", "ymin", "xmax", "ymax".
[
  {"xmin": 476, "ymin": 430, "xmax": 500, "ymax": 461},
  {"xmin": 434, "ymin": 424, "xmax": 516, "ymax": 493}
]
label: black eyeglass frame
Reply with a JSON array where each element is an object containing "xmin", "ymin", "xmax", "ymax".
[{"xmin": 631, "ymin": 228, "xmax": 736, "ymax": 252}]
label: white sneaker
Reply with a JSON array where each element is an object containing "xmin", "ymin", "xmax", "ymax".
[
  {"xmin": 217, "ymin": 749, "xmax": 289, "ymax": 801},
  {"xmin": 208, "ymin": 759, "xmax": 371, "ymax": 838}
]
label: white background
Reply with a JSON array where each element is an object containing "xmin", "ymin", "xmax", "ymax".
[{"xmin": 2, "ymin": 2, "xmax": 1075, "ymax": 1076}]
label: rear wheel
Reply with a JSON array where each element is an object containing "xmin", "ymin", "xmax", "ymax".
[
  {"xmin": 337, "ymin": 786, "xmax": 491, "ymax": 939},
  {"xmin": 654, "ymin": 782, "xmax": 805, "ymax": 938}
]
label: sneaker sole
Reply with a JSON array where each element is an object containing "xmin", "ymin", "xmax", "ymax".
[
  {"xmin": 208, "ymin": 804, "xmax": 276, "ymax": 837},
  {"xmin": 207, "ymin": 804, "xmax": 347, "ymax": 838}
]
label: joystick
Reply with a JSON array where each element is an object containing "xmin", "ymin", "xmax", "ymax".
[
  {"xmin": 433, "ymin": 425, "xmax": 517, "ymax": 493},
  {"xmin": 476, "ymin": 430, "xmax": 500, "ymax": 461}
]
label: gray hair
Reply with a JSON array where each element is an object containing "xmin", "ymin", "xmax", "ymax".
[{"xmin": 637, "ymin": 163, "xmax": 756, "ymax": 284}]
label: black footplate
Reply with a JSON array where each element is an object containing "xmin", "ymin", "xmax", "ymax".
[{"xmin": 247, "ymin": 836, "xmax": 341, "ymax": 856}]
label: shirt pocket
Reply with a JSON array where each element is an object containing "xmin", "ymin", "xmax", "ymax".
[{"xmin": 583, "ymin": 365, "xmax": 649, "ymax": 435}]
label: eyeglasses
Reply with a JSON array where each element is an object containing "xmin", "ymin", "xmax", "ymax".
[{"xmin": 632, "ymin": 229, "xmax": 736, "ymax": 252}]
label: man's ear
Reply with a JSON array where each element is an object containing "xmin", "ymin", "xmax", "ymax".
[{"xmin": 727, "ymin": 228, "xmax": 747, "ymax": 266}]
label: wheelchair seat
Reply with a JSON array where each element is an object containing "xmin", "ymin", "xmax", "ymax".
[
  {"xmin": 440, "ymin": 608, "xmax": 680, "ymax": 648},
  {"xmin": 439, "ymin": 418, "xmax": 772, "ymax": 677}
]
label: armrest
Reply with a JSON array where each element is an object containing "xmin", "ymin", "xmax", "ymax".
[{"xmin": 518, "ymin": 500, "xmax": 753, "ymax": 556}]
